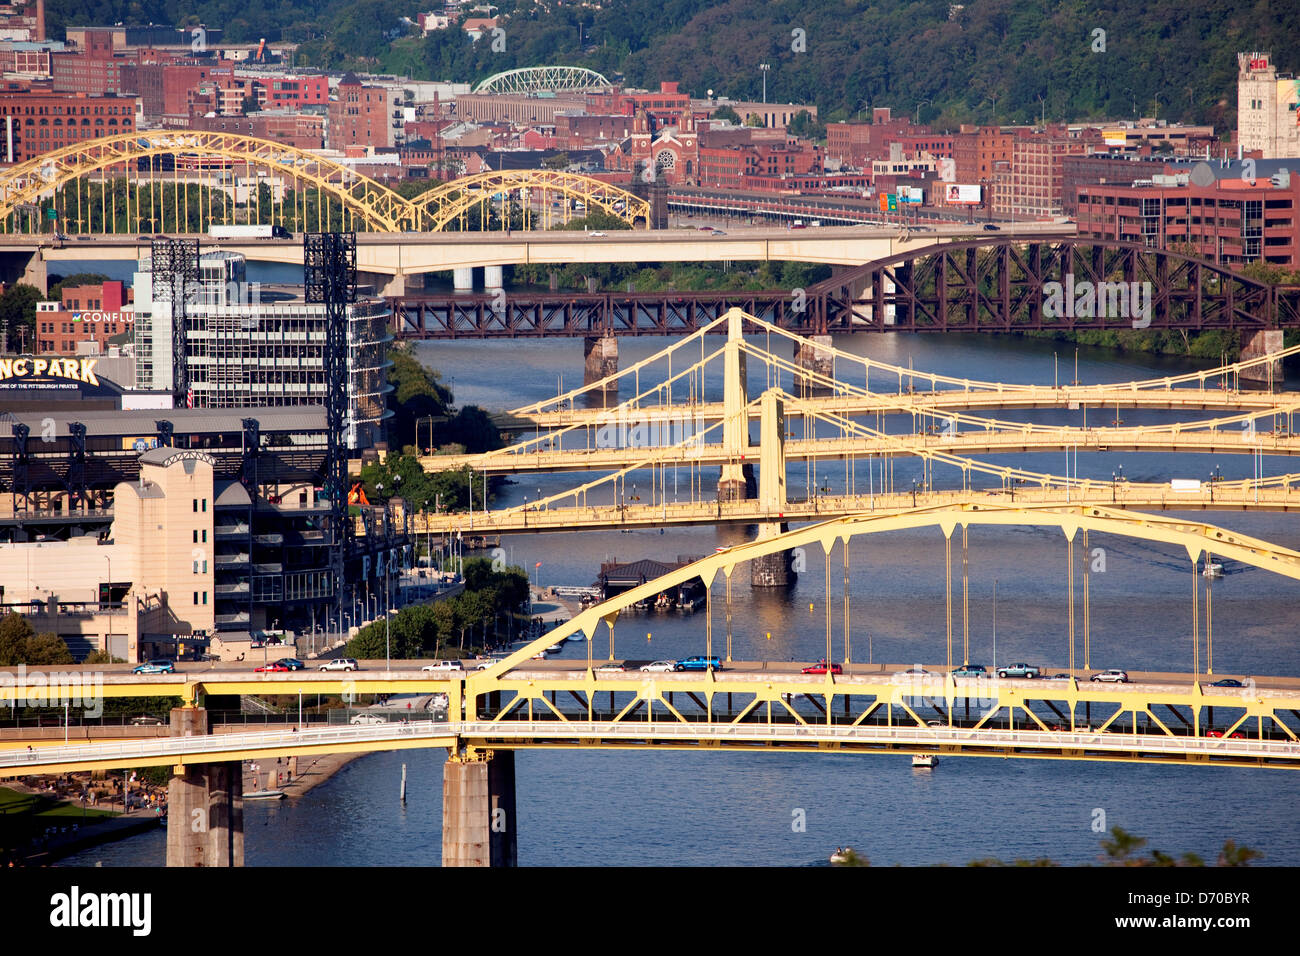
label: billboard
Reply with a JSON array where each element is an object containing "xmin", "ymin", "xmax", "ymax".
[
  {"xmin": 944, "ymin": 184, "xmax": 982, "ymax": 205},
  {"xmin": 938, "ymin": 157, "xmax": 956, "ymax": 183},
  {"xmin": 1102, "ymin": 129, "xmax": 1129, "ymax": 148},
  {"xmin": 899, "ymin": 185, "xmax": 924, "ymax": 204}
]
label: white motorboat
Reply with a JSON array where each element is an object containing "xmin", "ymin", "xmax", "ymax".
[
  {"xmin": 1202, "ymin": 562, "xmax": 1224, "ymax": 578},
  {"xmin": 911, "ymin": 754, "xmax": 938, "ymax": 769}
]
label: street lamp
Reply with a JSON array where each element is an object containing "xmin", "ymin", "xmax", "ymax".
[
  {"xmin": 914, "ymin": 98, "xmax": 931, "ymax": 126},
  {"xmin": 759, "ymin": 64, "xmax": 770, "ymax": 104}
]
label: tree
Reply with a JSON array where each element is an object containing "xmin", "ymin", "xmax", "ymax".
[
  {"xmin": 711, "ymin": 105, "xmax": 741, "ymax": 125},
  {"xmin": 744, "ymin": 113, "xmax": 765, "ymax": 128},
  {"xmin": 786, "ymin": 109, "xmax": 825, "ymax": 140},
  {"xmin": 1218, "ymin": 840, "xmax": 1263, "ymax": 867},
  {"xmin": 24, "ymin": 632, "xmax": 74, "ymax": 665},
  {"xmin": 1100, "ymin": 826, "xmax": 1147, "ymax": 864},
  {"xmin": 0, "ymin": 283, "xmax": 43, "ymax": 352},
  {"xmin": 542, "ymin": 152, "xmax": 572, "ymax": 170},
  {"xmin": 0, "ymin": 612, "xmax": 33, "ymax": 665}
]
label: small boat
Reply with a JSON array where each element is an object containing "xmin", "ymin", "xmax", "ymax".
[
  {"xmin": 245, "ymin": 789, "xmax": 287, "ymax": 800},
  {"xmin": 911, "ymin": 754, "xmax": 938, "ymax": 769},
  {"xmin": 654, "ymin": 593, "xmax": 671, "ymax": 611},
  {"xmin": 1202, "ymin": 562, "xmax": 1224, "ymax": 578},
  {"xmin": 546, "ymin": 643, "xmax": 563, "ymax": 654},
  {"xmin": 829, "ymin": 846, "xmax": 855, "ymax": 864}
]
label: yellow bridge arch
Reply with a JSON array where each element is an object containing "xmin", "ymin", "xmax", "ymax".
[
  {"xmin": 0, "ymin": 131, "xmax": 649, "ymax": 232},
  {"xmin": 474, "ymin": 502, "xmax": 1300, "ymax": 682}
]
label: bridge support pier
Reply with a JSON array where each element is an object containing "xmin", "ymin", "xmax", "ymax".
[
  {"xmin": 751, "ymin": 522, "xmax": 796, "ymax": 587},
  {"xmin": 583, "ymin": 335, "xmax": 618, "ymax": 391},
  {"xmin": 165, "ymin": 706, "xmax": 243, "ymax": 867},
  {"xmin": 453, "ymin": 267, "xmax": 475, "ymax": 292},
  {"xmin": 718, "ymin": 463, "xmax": 756, "ymax": 502},
  {"xmin": 442, "ymin": 749, "xmax": 517, "ymax": 867},
  {"xmin": 484, "ymin": 265, "xmax": 504, "ymax": 293},
  {"xmin": 1240, "ymin": 330, "xmax": 1284, "ymax": 391},
  {"xmin": 794, "ymin": 335, "xmax": 834, "ymax": 396}
]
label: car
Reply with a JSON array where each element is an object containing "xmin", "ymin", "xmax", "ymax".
[
  {"xmin": 595, "ymin": 662, "xmax": 626, "ymax": 673},
  {"xmin": 421, "ymin": 660, "xmax": 464, "ymax": 673},
  {"xmin": 951, "ymin": 663, "xmax": 988, "ymax": 678},
  {"xmin": 587, "ymin": 231, "xmax": 607, "ymax": 237},
  {"xmin": 1210, "ymin": 678, "xmax": 1244, "ymax": 687},
  {"xmin": 473, "ymin": 658, "xmax": 501, "ymax": 670},
  {"xmin": 75, "ymin": 235, "xmax": 93, "ymax": 241},
  {"xmin": 128, "ymin": 715, "xmax": 164, "ymax": 726},
  {"xmin": 1205, "ymin": 729, "xmax": 1245, "ymax": 739},
  {"xmin": 893, "ymin": 666, "xmax": 933, "ymax": 678},
  {"xmin": 996, "ymin": 663, "xmax": 1041, "ymax": 679},
  {"xmin": 274, "ymin": 658, "xmax": 305, "ymax": 671},
  {"xmin": 640, "ymin": 660, "xmax": 677, "ymax": 672},
  {"xmin": 254, "ymin": 662, "xmax": 290, "ymax": 672},
  {"xmin": 320, "ymin": 658, "xmax": 359, "ymax": 672},
  {"xmin": 1044, "ymin": 673, "xmax": 1074, "ymax": 681},
  {"xmin": 802, "ymin": 659, "xmax": 843, "ymax": 675},
  {"xmin": 675, "ymin": 656, "xmax": 722, "ymax": 671},
  {"xmin": 697, "ymin": 225, "xmax": 714, "ymax": 231},
  {"xmin": 1090, "ymin": 669, "xmax": 1129, "ymax": 683},
  {"xmin": 710, "ymin": 229, "xmax": 726, "ymax": 235},
  {"xmin": 350, "ymin": 713, "xmax": 385, "ymax": 725},
  {"xmin": 982, "ymin": 223, "xmax": 1000, "ymax": 231},
  {"xmin": 132, "ymin": 660, "xmax": 175, "ymax": 674}
]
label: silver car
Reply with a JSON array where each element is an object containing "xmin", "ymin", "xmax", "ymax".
[{"xmin": 640, "ymin": 660, "xmax": 677, "ymax": 673}]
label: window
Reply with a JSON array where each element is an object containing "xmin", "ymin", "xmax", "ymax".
[
  {"xmin": 202, "ymin": 530, "xmax": 207, "ymax": 543},
  {"xmin": 193, "ymin": 591, "xmax": 199, "ymax": 604},
  {"xmin": 193, "ymin": 499, "xmax": 198, "ymax": 512},
  {"xmin": 202, "ymin": 499, "xmax": 207, "ymax": 512},
  {"xmin": 202, "ymin": 591, "xmax": 208, "ymax": 605},
  {"xmin": 193, "ymin": 529, "xmax": 198, "ymax": 543}
]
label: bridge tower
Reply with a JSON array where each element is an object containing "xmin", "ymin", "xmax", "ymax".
[
  {"xmin": 750, "ymin": 387, "xmax": 796, "ymax": 587},
  {"xmin": 718, "ymin": 308, "xmax": 753, "ymax": 501}
]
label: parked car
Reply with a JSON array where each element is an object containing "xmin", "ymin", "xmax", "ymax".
[
  {"xmin": 320, "ymin": 658, "xmax": 359, "ymax": 672},
  {"xmin": 254, "ymin": 662, "xmax": 290, "ymax": 672},
  {"xmin": 1090, "ymin": 669, "xmax": 1129, "ymax": 683},
  {"xmin": 275, "ymin": 658, "xmax": 305, "ymax": 671},
  {"xmin": 587, "ymin": 231, "xmax": 607, "ymax": 237},
  {"xmin": 1210, "ymin": 678, "xmax": 1244, "ymax": 687},
  {"xmin": 421, "ymin": 660, "xmax": 464, "ymax": 673},
  {"xmin": 129, "ymin": 715, "xmax": 165, "ymax": 726},
  {"xmin": 675, "ymin": 656, "xmax": 722, "ymax": 671},
  {"xmin": 1043, "ymin": 673, "xmax": 1074, "ymax": 681},
  {"xmin": 474, "ymin": 658, "xmax": 501, "ymax": 670},
  {"xmin": 801, "ymin": 659, "xmax": 843, "ymax": 675},
  {"xmin": 640, "ymin": 660, "xmax": 677, "ymax": 672},
  {"xmin": 951, "ymin": 663, "xmax": 988, "ymax": 678},
  {"xmin": 132, "ymin": 660, "xmax": 175, "ymax": 674},
  {"xmin": 350, "ymin": 713, "xmax": 385, "ymax": 725}
]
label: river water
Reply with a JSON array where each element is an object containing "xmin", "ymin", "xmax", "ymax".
[{"xmin": 59, "ymin": 276, "xmax": 1300, "ymax": 866}]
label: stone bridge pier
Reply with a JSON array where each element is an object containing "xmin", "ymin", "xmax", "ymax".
[
  {"xmin": 1240, "ymin": 330, "xmax": 1285, "ymax": 390},
  {"xmin": 583, "ymin": 334, "xmax": 619, "ymax": 393},
  {"xmin": 166, "ymin": 706, "xmax": 243, "ymax": 867},
  {"xmin": 794, "ymin": 335, "xmax": 834, "ymax": 396},
  {"xmin": 442, "ymin": 748, "xmax": 517, "ymax": 866}
]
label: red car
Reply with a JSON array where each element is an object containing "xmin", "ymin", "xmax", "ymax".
[
  {"xmin": 255, "ymin": 662, "xmax": 290, "ymax": 673},
  {"xmin": 1205, "ymin": 730, "xmax": 1245, "ymax": 739},
  {"xmin": 802, "ymin": 659, "xmax": 843, "ymax": 675}
]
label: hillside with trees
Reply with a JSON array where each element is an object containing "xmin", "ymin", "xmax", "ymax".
[{"xmin": 48, "ymin": 0, "xmax": 1300, "ymax": 133}]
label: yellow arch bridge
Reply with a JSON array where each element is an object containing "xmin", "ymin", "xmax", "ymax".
[{"xmin": 0, "ymin": 131, "xmax": 651, "ymax": 234}]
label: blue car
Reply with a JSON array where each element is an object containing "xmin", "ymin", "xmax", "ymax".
[
  {"xmin": 275, "ymin": 658, "xmax": 305, "ymax": 671},
  {"xmin": 675, "ymin": 656, "xmax": 722, "ymax": 672},
  {"xmin": 133, "ymin": 660, "xmax": 175, "ymax": 674},
  {"xmin": 1210, "ymin": 678, "xmax": 1244, "ymax": 687}
]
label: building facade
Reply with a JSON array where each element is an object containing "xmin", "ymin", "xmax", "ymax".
[{"xmin": 1237, "ymin": 52, "xmax": 1300, "ymax": 159}]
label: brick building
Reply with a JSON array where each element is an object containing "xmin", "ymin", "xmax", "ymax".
[
  {"xmin": 328, "ymin": 73, "xmax": 395, "ymax": 149},
  {"xmin": 189, "ymin": 110, "xmax": 324, "ymax": 149},
  {"xmin": 1076, "ymin": 163, "xmax": 1300, "ymax": 268},
  {"xmin": 35, "ymin": 280, "xmax": 133, "ymax": 355},
  {"xmin": 1237, "ymin": 52, "xmax": 1300, "ymax": 159},
  {"xmin": 0, "ymin": 85, "xmax": 136, "ymax": 162}
]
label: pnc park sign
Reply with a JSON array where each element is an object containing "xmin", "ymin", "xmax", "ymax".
[{"xmin": 0, "ymin": 356, "xmax": 100, "ymax": 388}]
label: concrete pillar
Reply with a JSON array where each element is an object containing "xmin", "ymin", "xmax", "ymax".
[
  {"xmin": 21, "ymin": 250, "xmax": 47, "ymax": 294},
  {"xmin": 583, "ymin": 334, "xmax": 619, "ymax": 389},
  {"xmin": 751, "ymin": 522, "xmax": 796, "ymax": 588},
  {"xmin": 718, "ymin": 463, "xmax": 755, "ymax": 502},
  {"xmin": 1239, "ymin": 330, "xmax": 1284, "ymax": 391},
  {"xmin": 484, "ymin": 265, "xmax": 504, "ymax": 292},
  {"xmin": 442, "ymin": 750, "xmax": 517, "ymax": 867},
  {"xmin": 794, "ymin": 335, "xmax": 834, "ymax": 395},
  {"xmin": 165, "ymin": 707, "xmax": 244, "ymax": 867},
  {"xmin": 453, "ymin": 267, "xmax": 474, "ymax": 292},
  {"xmin": 548, "ymin": 270, "xmax": 559, "ymax": 292}
]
